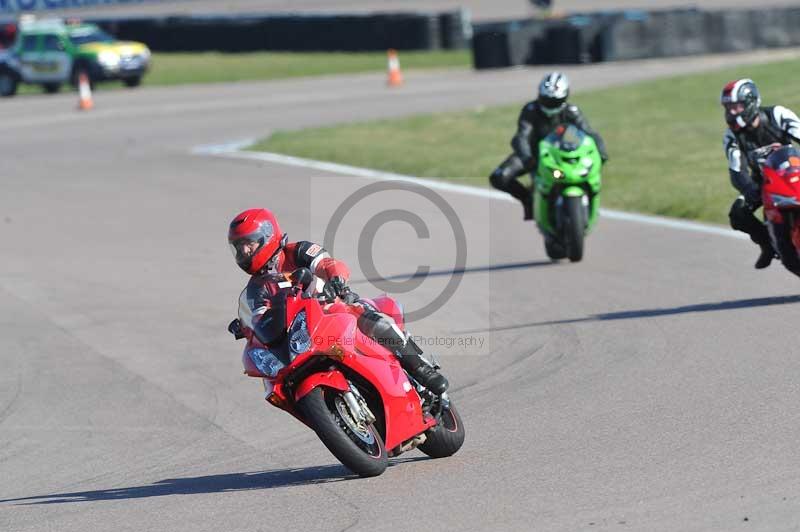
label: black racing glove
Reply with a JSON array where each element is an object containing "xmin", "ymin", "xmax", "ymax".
[
  {"xmin": 326, "ymin": 276, "xmax": 360, "ymax": 304},
  {"xmin": 228, "ymin": 318, "xmax": 245, "ymax": 340}
]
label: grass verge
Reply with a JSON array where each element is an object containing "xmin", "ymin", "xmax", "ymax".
[
  {"xmin": 250, "ymin": 57, "xmax": 800, "ymax": 225},
  {"xmin": 14, "ymin": 49, "xmax": 470, "ymax": 95}
]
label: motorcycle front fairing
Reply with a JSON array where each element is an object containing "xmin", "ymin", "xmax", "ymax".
[{"xmin": 534, "ymin": 124, "xmax": 602, "ymax": 235}]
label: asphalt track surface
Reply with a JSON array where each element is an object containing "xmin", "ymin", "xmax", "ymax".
[
  {"xmin": 22, "ymin": 0, "xmax": 800, "ymax": 21},
  {"xmin": 3, "ymin": 48, "xmax": 800, "ymax": 532}
]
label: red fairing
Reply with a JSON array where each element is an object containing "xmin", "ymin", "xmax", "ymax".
[
  {"xmin": 294, "ymin": 370, "xmax": 349, "ymax": 401},
  {"xmin": 762, "ymin": 147, "xmax": 800, "ymax": 224},
  {"xmin": 318, "ymin": 257, "xmax": 350, "ymax": 281},
  {"xmin": 364, "ymin": 295, "xmax": 405, "ymax": 331},
  {"xmin": 344, "ymin": 329, "xmax": 434, "ymax": 448},
  {"xmin": 243, "ymin": 283, "xmax": 436, "ymax": 452}
]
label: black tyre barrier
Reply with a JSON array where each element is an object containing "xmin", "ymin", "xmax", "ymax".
[
  {"xmin": 595, "ymin": 11, "xmax": 652, "ymax": 61},
  {"xmin": 705, "ymin": 10, "xmax": 756, "ymax": 54},
  {"xmin": 596, "ymin": 9, "xmax": 721, "ymax": 61},
  {"xmin": 438, "ymin": 9, "xmax": 471, "ymax": 49},
  {"xmin": 752, "ymin": 7, "xmax": 800, "ymax": 49},
  {"xmin": 472, "ymin": 20, "xmax": 547, "ymax": 69},
  {"xmin": 651, "ymin": 9, "xmax": 707, "ymax": 57},
  {"xmin": 541, "ymin": 14, "xmax": 612, "ymax": 64},
  {"xmin": 94, "ymin": 12, "xmax": 446, "ymax": 52}
]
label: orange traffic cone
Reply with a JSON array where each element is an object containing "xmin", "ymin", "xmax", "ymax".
[
  {"xmin": 77, "ymin": 72, "xmax": 93, "ymax": 111},
  {"xmin": 387, "ymin": 49, "xmax": 403, "ymax": 87}
]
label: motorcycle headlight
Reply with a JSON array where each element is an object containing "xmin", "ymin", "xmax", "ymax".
[
  {"xmin": 552, "ymin": 169, "xmax": 563, "ymax": 179},
  {"xmin": 289, "ymin": 310, "xmax": 312, "ymax": 356},
  {"xmin": 247, "ymin": 348, "xmax": 285, "ymax": 378}
]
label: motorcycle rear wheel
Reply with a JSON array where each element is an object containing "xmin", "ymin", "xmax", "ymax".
[
  {"xmin": 299, "ymin": 387, "xmax": 388, "ymax": 477},
  {"xmin": 418, "ymin": 402, "xmax": 465, "ymax": 458}
]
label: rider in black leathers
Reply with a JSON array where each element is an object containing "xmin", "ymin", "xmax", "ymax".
[
  {"xmin": 721, "ymin": 78, "xmax": 800, "ymax": 270},
  {"xmin": 490, "ymin": 72, "xmax": 608, "ymax": 220}
]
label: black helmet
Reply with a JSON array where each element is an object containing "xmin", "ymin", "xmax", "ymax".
[
  {"xmin": 538, "ymin": 71, "xmax": 569, "ymax": 116},
  {"xmin": 720, "ymin": 79, "xmax": 761, "ymax": 131}
]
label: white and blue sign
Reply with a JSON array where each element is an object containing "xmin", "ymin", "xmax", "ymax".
[{"xmin": 1, "ymin": 0, "xmax": 148, "ymax": 14}]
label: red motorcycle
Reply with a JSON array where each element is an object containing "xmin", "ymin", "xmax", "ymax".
[
  {"xmin": 236, "ymin": 268, "xmax": 465, "ymax": 477},
  {"xmin": 760, "ymin": 144, "xmax": 800, "ymax": 275}
]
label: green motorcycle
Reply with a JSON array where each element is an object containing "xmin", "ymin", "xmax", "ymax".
[{"xmin": 533, "ymin": 124, "xmax": 602, "ymax": 262}]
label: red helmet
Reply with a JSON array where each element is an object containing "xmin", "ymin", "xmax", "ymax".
[{"xmin": 228, "ymin": 208, "xmax": 285, "ymax": 274}]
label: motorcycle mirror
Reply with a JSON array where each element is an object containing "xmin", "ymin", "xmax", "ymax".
[{"xmin": 290, "ymin": 267, "xmax": 314, "ymax": 291}]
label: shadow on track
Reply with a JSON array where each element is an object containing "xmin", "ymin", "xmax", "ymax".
[
  {"xmin": 350, "ymin": 260, "xmax": 554, "ymax": 285},
  {"xmin": 458, "ymin": 294, "xmax": 800, "ymax": 334},
  {"xmin": 0, "ymin": 458, "xmax": 427, "ymax": 505}
]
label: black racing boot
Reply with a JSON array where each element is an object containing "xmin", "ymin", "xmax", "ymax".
[
  {"xmin": 397, "ymin": 339, "xmax": 449, "ymax": 395},
  {"xmin": 755, "ymin": 244, "xmax": 775, "ymax": 269},
  {"xmin": 409, "ymin": 364, "xmax": 449, "ymax": 396},
  {"xmin": 729, "ymin": 197, "xmax": 775, "ymax": 270},
  {"xmin": 522, "ymin": 195, "xmax": 534, "ymax": 221}
]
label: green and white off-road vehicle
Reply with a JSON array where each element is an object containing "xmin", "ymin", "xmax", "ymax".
[{"xmin": 0, "ymin": 17, "xmax": 151, "ymax": 97}]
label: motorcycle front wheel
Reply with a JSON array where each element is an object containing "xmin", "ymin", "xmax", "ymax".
[
  {"xmin": 563, "ymin": 195, "xmax": 586, "ymax": 262},
  {"xmin": 299, "ymin": 387, "xmax": 388, "ymax": 477}
]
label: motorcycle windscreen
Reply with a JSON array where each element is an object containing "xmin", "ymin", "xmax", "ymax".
[{"xmin": 765, "ymin": 146, "xmax": 800, "ymax": 181}]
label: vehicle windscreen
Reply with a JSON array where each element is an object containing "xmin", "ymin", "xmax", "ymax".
[{"xmin": 68, "ymin": 27, "xmax": 113, "ymax": 46}]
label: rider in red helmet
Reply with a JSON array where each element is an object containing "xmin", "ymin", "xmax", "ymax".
[{"xmin": 227, "ymin": 208, "xmax": 449, "ymax": 395}]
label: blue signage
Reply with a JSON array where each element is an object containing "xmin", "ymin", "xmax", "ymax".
[{"xmin": 1, "ymin": 0, "xmax": 147, "ymax": 14}]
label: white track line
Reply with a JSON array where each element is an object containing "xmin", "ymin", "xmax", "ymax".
[{"xmin": 193, "ymin": 140, "xmax": 746, "ymax": 240}]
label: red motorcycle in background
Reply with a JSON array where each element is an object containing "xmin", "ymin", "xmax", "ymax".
[
  {"xmin": 759, "ymin": 144, "xmax": 800, "ymax": 276},
  {"xmin": 236, "ymin": 268, "xmax": 465, "ymax": 477}
]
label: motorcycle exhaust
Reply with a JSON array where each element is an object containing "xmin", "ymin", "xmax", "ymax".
[{"xmin": 397, "ymin": 433, "xmax": 427, "ymax": 454}]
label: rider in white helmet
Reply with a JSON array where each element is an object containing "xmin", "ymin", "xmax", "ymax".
[{"xmin": 490, "ymin": 72, "xmax": 608, "ymax": 220}]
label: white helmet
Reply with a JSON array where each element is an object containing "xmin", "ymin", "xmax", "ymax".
[{"xmin": 538, "ymin": 71, "xmax": 570, "ymax": 116}]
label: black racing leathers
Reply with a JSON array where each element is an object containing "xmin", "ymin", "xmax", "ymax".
[
  {"xmin": 724, "ymin": 105, "xmax": 800, "ymax": 266},
  {"xmin": 490, "ymin": 100, "xmax": 608, "ymax": 202},
  {"xmin": 724, "ymin": 106, "xmax": 800, "ymax": 203}
]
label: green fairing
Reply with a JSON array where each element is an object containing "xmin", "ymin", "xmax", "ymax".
[{"xmin": 533, "ymin": 124, "xmax": 603, "ymax": 261}]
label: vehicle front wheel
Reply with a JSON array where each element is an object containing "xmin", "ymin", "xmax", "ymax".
[
  {"xmin": 123, "ymin": 76, "xmax": 142, "ymax": 88},
  {"xmin": 298, "ymin": 387, "xmax": 388, "ymax": 478},
  {"xmin": 0, "ymin": 70, "xmax": 18, "ymax": 97}
]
